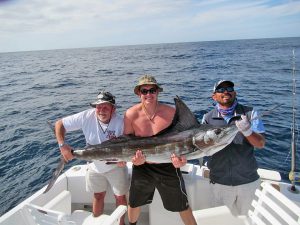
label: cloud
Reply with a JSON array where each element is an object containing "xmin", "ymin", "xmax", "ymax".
[
  {"xmin": 0, "ymin": 0, "xmax": 299, "ymax": 52},
  {"xmin": 0, "ymin": 0, "xmax": 184, "ymax": 33}
]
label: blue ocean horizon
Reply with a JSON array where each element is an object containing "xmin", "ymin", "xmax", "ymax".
[{"xmin": 0, "ymin": 37, "xmax": 299, "ymax": 216}]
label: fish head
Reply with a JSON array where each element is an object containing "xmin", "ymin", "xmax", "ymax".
[{"xmin": 192, "ymin": 125, "xmax": 238, "ymax": 156}]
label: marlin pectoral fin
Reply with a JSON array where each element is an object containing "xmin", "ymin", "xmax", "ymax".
[{"xmin": 43, "ymin": 156, "xmax": 65, "ymax": 194}]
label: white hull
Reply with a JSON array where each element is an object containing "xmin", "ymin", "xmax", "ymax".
[{"xmin": 0, "ymin": 163, "xmax": 299, "ymax": 225}]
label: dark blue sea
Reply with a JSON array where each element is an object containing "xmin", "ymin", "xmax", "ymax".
[{"xmin": 0, "ymin": 37, "xmax": 300, "ymax": 216}]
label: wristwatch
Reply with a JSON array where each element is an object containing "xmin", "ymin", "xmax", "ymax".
[{"xmin": 58, "ymin": 143, "xmax": 66, "ymax": 148}]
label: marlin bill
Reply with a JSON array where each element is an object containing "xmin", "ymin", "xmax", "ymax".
[{"xmin": 44, "ymin": 96, "xmax": 239, "ymax": 193}]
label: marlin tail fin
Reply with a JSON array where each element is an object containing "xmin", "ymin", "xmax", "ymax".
[{"xmin": 43, "ymin": 156, "xmax": 65, "ymax": 193}]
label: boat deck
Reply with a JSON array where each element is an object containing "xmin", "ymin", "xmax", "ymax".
[{"xmin": 0, "ymin": 163, "xmax": 299, "ymax": 225}]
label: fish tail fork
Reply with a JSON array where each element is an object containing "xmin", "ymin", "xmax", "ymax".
[{"xmin": 43, "ymin": 156, "xmax": 65, "ymax": 194}]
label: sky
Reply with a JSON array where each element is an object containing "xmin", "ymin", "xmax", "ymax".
[{"xmin": 0, "ymin": 0, "xmax": 300, "ymax": 53}]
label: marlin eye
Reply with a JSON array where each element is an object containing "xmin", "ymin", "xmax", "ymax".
[{"xmin": 214, "ymin": 128, "xmax": 222, "ymax": 135}]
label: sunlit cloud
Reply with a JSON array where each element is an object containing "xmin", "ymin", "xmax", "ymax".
[{"xmin": 0, "ymin": 0, "xmax": 299, "ymax": 52}]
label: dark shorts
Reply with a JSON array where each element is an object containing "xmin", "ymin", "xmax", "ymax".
[{"xmin": 129, "ymin": 163, "xmax": 189, "ymax": 212}]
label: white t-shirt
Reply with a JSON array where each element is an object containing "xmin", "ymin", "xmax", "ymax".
[{"xmin": 62, "ymin": 108, "xmax": 124, "ymax": 173}]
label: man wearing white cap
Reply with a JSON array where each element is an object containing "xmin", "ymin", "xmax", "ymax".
[
  {"xmin": 202, "ymin": 80, "xmax": 265, "ymax": 216},
  {"xmin": 55, "ymin": 91, "xmax": 129, "ymax": 225}
]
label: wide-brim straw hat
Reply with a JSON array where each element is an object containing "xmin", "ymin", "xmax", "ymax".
[{"xmin": 134, "ymin": 75, "xmax": 163, "ymax": 95}]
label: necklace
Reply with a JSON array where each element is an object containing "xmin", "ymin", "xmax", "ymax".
[
  {"xmin": 142, "ymin": 102, "xmax": 157, "ymax": 122},
  {"xmin": 96, "ymin": 109, "xmax": 113, "ymax": 134},
  {"xmin": 97, "ymin": 118, "xmax": 110, "ymax": 134}
]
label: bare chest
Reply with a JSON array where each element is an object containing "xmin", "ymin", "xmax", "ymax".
[{"xmin": 133, "ymin": 113, "xmax": 170, "ymax": 137}]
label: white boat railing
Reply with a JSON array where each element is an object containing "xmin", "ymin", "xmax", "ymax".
[
  {"xmin": 23, "ymin": 196, "xmax": 127, "ymax": 225},
  {"xmin": 249, "ymin": 182, "xmax": 300, "ymax": 225},
  {"xmin": 192, "ymin": 182, "xmax": 300, "ymax": 225}
]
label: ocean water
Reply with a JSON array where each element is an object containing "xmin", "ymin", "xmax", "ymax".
[{"xmin": 0, "ymin": 37, "xmax": 299, "ymax": 216}]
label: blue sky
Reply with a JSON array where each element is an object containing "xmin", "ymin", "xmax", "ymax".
[{"xmin": 0, "ymin": 0, "xmax": 300, "ymax": 53}]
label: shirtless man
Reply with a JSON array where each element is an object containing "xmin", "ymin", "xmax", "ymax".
[{"xmin": 124, "ymin": 75, "xmax": 197, "ymax": 225}]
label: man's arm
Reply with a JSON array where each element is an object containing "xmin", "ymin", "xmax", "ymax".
[
  {"xmin": 245, "ymin": 133, "xmax": 265, "ymax": 149},
  {"xmin": 55, "ymin": 119, "xmax": 74, "ymax": 162},
  {"xmin": 235, "ymin": 115, "xmax": 265, "ymax": 149},
  {"xmin": 123, "ymin": 110, "xmax": 135, "ymax": 135},
  {"xmin": 123, "ymin": 110, "xmax": 146, "ymax": 165}
]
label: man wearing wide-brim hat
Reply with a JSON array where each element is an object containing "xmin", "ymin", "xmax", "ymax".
[
  {"xmin": 133, "ymin": 75, "xmax": 163, "ymax": 95},
  {"xmin": 124, "ymin": 74, "xmax": 197, "ymax": 225},
  {"xmin": 55, "ymin": 91, "xmax": 129, "ymax": 225}
]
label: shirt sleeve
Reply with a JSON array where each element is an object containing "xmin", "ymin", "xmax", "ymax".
[{"xmin": 62, "ymin": 111, "xmax": 85, "ymax": 132}]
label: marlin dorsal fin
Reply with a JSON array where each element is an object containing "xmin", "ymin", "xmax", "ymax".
[
  {"xmin": 153, "ymin": 96, "xmax": 200, "ymax": 136},
  {"xmin": 171, "ymin": 96, "xmax": 200, "ymax": 131}
]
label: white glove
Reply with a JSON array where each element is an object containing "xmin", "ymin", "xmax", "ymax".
[{"xmin": 235, "ymin": 115, "xmax": 252, "ymax": 137}]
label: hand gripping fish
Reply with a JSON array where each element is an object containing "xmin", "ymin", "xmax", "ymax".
[{"xmin": 44, "ymin": 96, "xmax": 240, "ymax": 193}]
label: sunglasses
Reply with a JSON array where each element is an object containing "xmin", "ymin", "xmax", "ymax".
[
  {"xmin": 215, "ymin": 87, "xmax": 234, "ymax": 93},
  {"xmin": 140, "ymin": 88, "xmax": 157, "ymax": 95}
]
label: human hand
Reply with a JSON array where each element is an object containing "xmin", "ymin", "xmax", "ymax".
[
  {"xmin": 171, "ymin": 153, "xmax": 187, "ymax": 168},
  {"xmin": 117, "ymin": 161, "xmax": 127, "ymax": 167},
  {"xmin": 235, "ymin": 115, "xmax": 252, "ymax": 137},
  {"xmin": 132, "ymin": 150, "xmax": 146, "ymax": 166},
  {"xmin": 60, "ymin": 144, "xmax": 74, "ymax": 162}
]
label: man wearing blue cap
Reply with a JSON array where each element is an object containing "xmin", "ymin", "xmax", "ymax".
[{"xmin": 202, "ymin": 80, "xmax": 265, "ymax": 216}]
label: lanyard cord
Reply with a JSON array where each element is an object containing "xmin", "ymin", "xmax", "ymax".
[
  {"xmin": 97, "ymin": 119, "xmax": 110, "ymax": 134},
  {"xmin": 97, "ymin": 108, "xmax": 113, "ymax": 134}
]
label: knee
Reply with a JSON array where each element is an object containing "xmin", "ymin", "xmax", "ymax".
[
  {"xmin": 94, "ymin": 192, "xmax": 106, "ymax": 200},
  {"xmin": 115, "ymin": 194, "xmax": 127, "ymax": 205}
]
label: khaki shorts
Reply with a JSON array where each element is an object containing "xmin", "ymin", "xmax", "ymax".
[
  {"xmin": 210, "ymin": 178, "xmax": 260, "ymax": 215},
  {"xmin": 86, "ymin": 166, "xmax": 129, "ymax": 196}
]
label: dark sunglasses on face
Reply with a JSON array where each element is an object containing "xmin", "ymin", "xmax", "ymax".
[
  {"xmin": 215, "ymin": 87, "xmax": 234, "ymax": 93},
  {"xmin": 140, "ymin": 88, "xmax": 157, "ymax": 95}
]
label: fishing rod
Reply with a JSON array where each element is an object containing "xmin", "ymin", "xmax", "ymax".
[{"xmin": 289, "ymin": 49, "xmax": 299, "ymax": 193}]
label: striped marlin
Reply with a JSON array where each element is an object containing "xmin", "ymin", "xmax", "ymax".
[{"xmin": 44, "ymin": 96, "xmax": 239, "ymax": 193}]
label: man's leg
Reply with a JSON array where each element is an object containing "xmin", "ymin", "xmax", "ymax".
[
  {"xmin": 210, "ymin": 182, "xmax": 238, "ymax": 215},
  {"xmin": 179, "ymin": 207, "xmax": 197, "ymax": 225},
  {"xmin": 86, "ymin": 169, "xmax": 108, "ymax": 217},
  {"xmin": 93, "ymin": 192, "xmax": 106, "ymax": 217},
  {"xmin": 115, "ymin": 194, "xmax": 127, "ymax": 225},
  {"xmin": 128, "ymin": 206, "xmax": 141, "ymax": 225},
  {"xmin": 106, "ymin": 166, "xmax": 130, "ymax": 225},
  {"xmin": 236, "ymin": 179, "xmax": 260, "ymax": 215}
]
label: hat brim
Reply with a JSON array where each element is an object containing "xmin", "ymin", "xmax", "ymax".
[
  {"xmin": 134, "ymin": 84, "xmax": 163, "ymax": 95},
  {"xmin": 214, "ymin": 81, "xmax": 234, "ymax": 92},
  {"xmin": 90, "ymin": 100, "xmax": 115, "ymax": 108}
]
